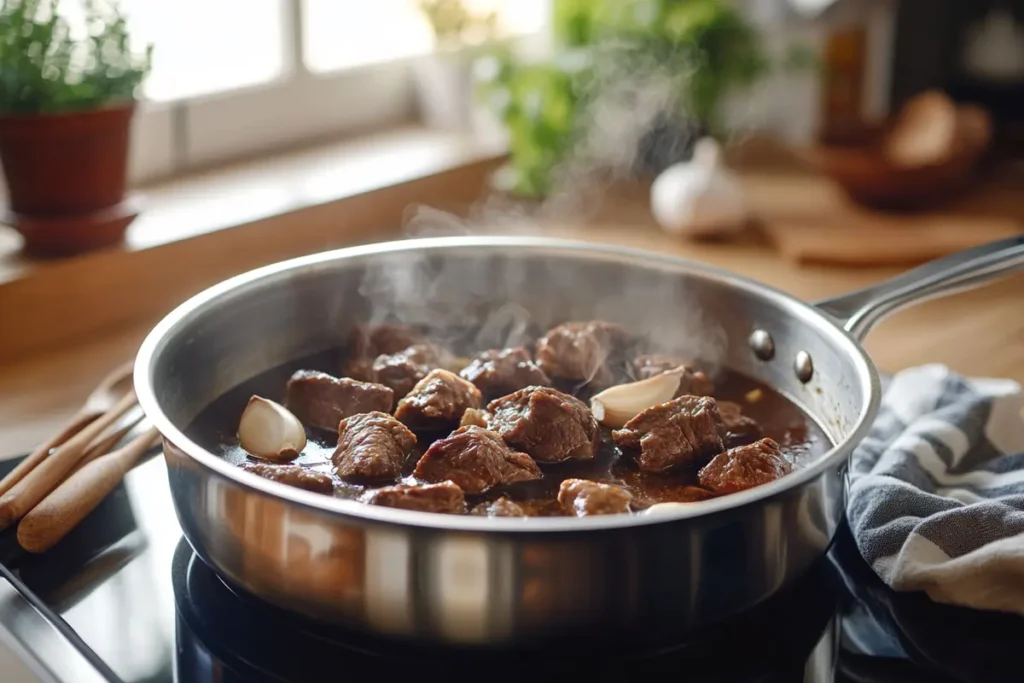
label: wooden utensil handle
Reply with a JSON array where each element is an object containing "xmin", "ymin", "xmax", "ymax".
[
  {"xmin": 17, "ymin": 427, "xmax": 160, "ymax": 554},
  {"xmin": 70, "ymin": 414, "xmax": 145, "ymax": 477},
  {"xmin": 0, "ymin": 390, "xmax": 137, "ymax": 530},
  {"xmin": 0, "ymin": 411, "xmax": 98, "ymax": 497}
]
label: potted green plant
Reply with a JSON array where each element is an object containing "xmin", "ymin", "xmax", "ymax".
[
  {"xmin": 478, "ymin": 0, "xmax": 782, "ymax": 198},
  {"xmin": 0, "ymin": 0, "xmax": 152, "ymax": 256},
  {"xmin": 415, "ymin": 0, "xmax": 497, "ymax": 132}
]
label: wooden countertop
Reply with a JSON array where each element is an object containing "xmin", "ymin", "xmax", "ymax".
[{"xmin": 2, "ymin": 162, "xmax": 1022, "ymax": 461}]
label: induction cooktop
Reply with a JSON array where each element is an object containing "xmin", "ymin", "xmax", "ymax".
[{"xmin": 0, "ymin": 453, "xmax": 1020, "ymax": 683}]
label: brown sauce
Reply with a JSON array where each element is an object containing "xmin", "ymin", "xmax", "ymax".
[{"xmin": 186, "ymin": 349, "xmax": 831, "ymax": 515}]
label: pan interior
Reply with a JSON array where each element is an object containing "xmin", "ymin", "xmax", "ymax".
[{"xmin": 138, "ymin": 238, "xmax": 877, "ymax": 525}]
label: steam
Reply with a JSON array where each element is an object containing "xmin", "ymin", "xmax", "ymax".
[
  {"xmin": 539, "ymin": 41, "xmax": 698, "ymax": 223},
  {"xmin": 354, "ymin": 40, "xmax": 731, "ymax": 384}
]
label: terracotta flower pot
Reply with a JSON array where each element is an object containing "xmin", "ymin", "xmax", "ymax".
[{"xmin": 0, "ymin": 103, "xmax": 138, "ymax": 256}]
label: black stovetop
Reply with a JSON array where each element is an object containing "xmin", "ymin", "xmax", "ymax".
[{"xmin": 0, "ymin": 454, "xmax": 1021, "ymax": 683}]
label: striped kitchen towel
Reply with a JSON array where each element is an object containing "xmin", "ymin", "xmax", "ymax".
[{"xmin": 847, "ymin": 364, "xmax": 1024, "ymax": 615}]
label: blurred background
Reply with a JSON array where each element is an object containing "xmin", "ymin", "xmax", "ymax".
[
  {"xmin": 0, "ymin": 5, "xmax": 1022, "ymax": 680},
  {"xmin": 0, "ymin": 0, "xmax": 1022, "ymax": 375}
]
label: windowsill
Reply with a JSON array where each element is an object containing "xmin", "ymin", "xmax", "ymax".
[
  {"xmin": 0, "ymin": 126, "xmax": 507, "ymax": 362},
  {"xmin": 0, "ymin": 126, "xmax": 506, "ymax": 284}
]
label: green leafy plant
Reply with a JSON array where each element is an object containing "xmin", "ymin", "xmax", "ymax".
[
  {"xmin": 589, "ymin": 0, "xmax": 769, "ymax": 128},
  {"xmin": 0, "ymin": 0, "xmax": 152, "ymax": 115},
  {"xmin": 478, "ymin": 50, "xmax": 587, "ymax": 197},
  {"xmin": 479, "ymin": 0, "xmax": 812, "ymax": 197},
  {"xmin": 418, "ymin": 0, "xmax": 498, "ymax": 52}
]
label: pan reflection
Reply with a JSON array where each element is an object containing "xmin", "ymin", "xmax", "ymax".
[{"xmin": 172, "ymin": 536, "xmax": 840, "ymax": 682}]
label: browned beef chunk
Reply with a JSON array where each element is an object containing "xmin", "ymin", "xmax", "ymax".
[
  {"xmin": 717, "ymin": 400, "xmax": 763, "ymax": 448},
  {"xmin": 333, "ymin": 411, "xmax": 416, "ymax": 481},
  {"xmin": 631, "ymin": 356, "xmax": 715, "ymax": 396},
  {"xmin": 612, "ymin": 395, "xmax": 724, "ymax": 472},
  {"xmin": 471, "ymin": 498, "xmax": 526, "ymax": 517},
  {"xmin": 627, "ymin": 477, "xmax": 721, "ymax": 508},
  {"xmin": 459, "ymin": 347, "xmax": 551, "ymax": 401},
  {"xmin": 557, "ymin": 479, "xmax": 633, "ymax": 516},
  {"xmin": 535, "ymin": 321, "xmax": 631, "ymax": 386},
  {"xmin": 488, "ymin": 386, "xmax": 598, "ymax": 463},
  {"xmin": 240, "ymin": 462, "xmax": 334, "ymax": 494},
  {"xmin": 361, "ymin": 480, "xmax": 465, "ymax": 514},
  {"xmin": 698, "ymin": 438, "xmax": 791, "ymax": 494},
  {"xmin": 414, "ymin": 426, "xmax": 541, "ymax": 494},
  {"xmin": 372, "ymin": 343, "xmax": 446, "ymax": 399},
  {"xmin": 664, "ymin": 485, "xmax": 719, "ymax": 503},
  {"xmin": 395, "ymin": 369, "xmax": 482, "ymax": 432},
  {"xmin": 285, "ymin": 370, "xmax": 394, "ymax": 431},
  {"xmin": 343, "ymin": 324, "xmax": 424, "ymax": 380},
  {"xmin": 632, "ymin": 354, "xmax": 680, "ymax": 380},
  {"xmin": 460, "ymin": 408, "xmax": 489, "ymax": 428}
]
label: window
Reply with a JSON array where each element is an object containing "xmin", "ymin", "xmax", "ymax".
[
  {"xmin": 104, "ymin": 0, "xmax": 548, "ymax": 184},
  {"xmin": 123, "ymin": 0, "xmax": 287, "ymax": 102},
  {"xmin": 303, "ymin": 0, "xmax": 547, "ymax": 73}
]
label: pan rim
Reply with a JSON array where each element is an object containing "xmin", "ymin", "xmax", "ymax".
[{"xmin": 135, "ymin": 235, "xmax": 881, "ymax": 533}]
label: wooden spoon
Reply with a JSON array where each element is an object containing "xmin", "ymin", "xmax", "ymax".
[
  {"xmin": 71, "ymin": 411, "xmax": 145, "ymax": 476},
  {"xmin": 17, "ymin": 427, "xmax": 161, "ymax": 554},
  {"xmin": 0, "ymin": 390, "xmax": 138, "ymax": 530},
  {"xmin": 0, "ymin": 361, "xmax": 134, "ymax": 497}
]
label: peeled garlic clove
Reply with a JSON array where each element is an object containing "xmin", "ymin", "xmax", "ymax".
[
  {"xmin": 238, "ymin": 396, "xmax": 307, "ymax": 462},
  {"xmin": 590, "ymin": 369, "xmax": 685, "ymax": 428},
  {"xmin": 643, "ymin": 502, "xmax": 697, "ymax": 516}
]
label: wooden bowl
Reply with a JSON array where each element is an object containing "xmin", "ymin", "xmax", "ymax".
[{"xmin": 804, "ymin": 105, "xmax": 992, "ymax": 211}]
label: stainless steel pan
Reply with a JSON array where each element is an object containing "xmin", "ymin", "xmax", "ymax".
[{"xmin": 134, "ymin": 235, "xmax": 1024, "ymax": 647}]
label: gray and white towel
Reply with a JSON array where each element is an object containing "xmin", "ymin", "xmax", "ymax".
[{"xmin": 847, "ymin": 364, "xmax": 1024, "ymax": 615}]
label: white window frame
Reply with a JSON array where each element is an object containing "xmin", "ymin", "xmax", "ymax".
[{"xmin": 128, "ymin": 0, "xmax": 423, "ymax": 184}]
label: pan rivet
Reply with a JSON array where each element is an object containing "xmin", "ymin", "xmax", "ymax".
[
  {"xmin": 795, "ymin": 351, "xmax": 814, "ymax": 383},
  {"xmin": 749, "ymin": 330, "xmax": 775, "ymax": 361}
]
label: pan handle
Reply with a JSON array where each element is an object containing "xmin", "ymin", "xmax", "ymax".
[{"xmin": 816, "ymin": 236, "xmax": 1024, "ymax": 340}]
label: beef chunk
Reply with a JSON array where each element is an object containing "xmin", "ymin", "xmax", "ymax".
[
  {"xmin": 333, "ymin": 411, "xmax": 416, "ymax": 481},
  {"xmin": 535, "ymin": 321, "xmax": 631, "ymax": 386},
  {"xmin": 631, "ymin": 358, "xmax": 715, "ymax": 397},
  {"xmin": 717, "ymin": 400, "xmax": 763, "ymax": 448},
  {"xmin": 361, "ymin": 481, "xmax": 465, "ymax": 514},
  {"xmin": 632, "ymin": 354, "xmax": 683, "ymax": 380},
  {"xmin": 240, "ymin": 462, "xmax": 334, "ymax": 494},
  {"xmin": 471, "ymin": 498, "xmax": 526, "ymax": 517},
  {"xmin": 488, "ymin": 386, "xmax": 598, "ymax": 463},
  {"xmin": 698, "ymin": 438, "xmax": 792, "ymax": 494},
  {"xmin": 660, "ymin": 485, "xmax": 719, "ymax": 503},
  {"xmin": 352, "ymin": 323, "xmax": 425, "ymax": 356},
  {"xmin": 460, "ymin": 408, "xmax": 489, "ymax": 429},
  {"xmin": 675, "ymin": 367, "xmax": 714, "ymax": 397},
  {"xmin": 285, "ymin": 370, "xmax": 394, "ymax": 431},
  {"xmin": 414, "ymin": 426, "xmax": 541, "ymax": 494},
  {"xmin": 372, "ymin": 343, "xmax": 446, "ymax": 399},
  {"xmin": 459, "ymin": 347, "xmax": 551, "ymax": 401},
  {"xmin": 343, "ymin": 324, "xmax": 424, "ymax": 380},
  {"xmin": 395, "ymin": 369, "xmax": 482, "ymax": 432},
  {"xmin": 558, "ymin": 479, "xmax": 633, "ymax": 516},
  {"xmin": 613, "ymin": 395, "xmax": 724, "ymax": 472},
  {"xmin": 674, "ymin": 485, "xmax": 718, "ymax": 502}
]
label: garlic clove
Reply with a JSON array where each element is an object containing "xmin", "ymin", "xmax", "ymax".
[
  {"xmin": 643, "ymin": 502, "xmax": 699, "ymax": 515},
  {"xmin": 238, "ymin": 395, "xmax": 307, "ymax": 462},
  {"xmin": 590, "ymin": 369, "xmax": 685, "ymax": 428}
]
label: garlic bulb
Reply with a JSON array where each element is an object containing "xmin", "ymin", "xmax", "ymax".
[
  {"xmin": 650, "ymin": 137, "xmax": 747, "ymax": 238},
  {"xmin": 238, "ymin": 396, "xmax": 307, "ymax": 462},
  {"xmin": 590, "ymin": 368, "xmax": 686, "ymax": 429}
]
